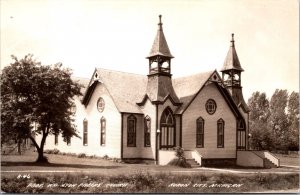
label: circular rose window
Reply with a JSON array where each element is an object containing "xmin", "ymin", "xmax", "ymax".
[
  {"xmin": 97, "ymin": 97, "xmax": 105, "ymax": 113},
  {"xmin": 206, "ymin": 99, "xmax": 217, "ymax": 115}
]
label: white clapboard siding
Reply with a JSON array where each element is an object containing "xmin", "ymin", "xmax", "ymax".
[
  {"xmin": 40, "ymin": 83, "xmax": 121, "ymax": 158},
  {"xmin": 182, "ymin": 83, "xmax": 236, "ymax": 159}
]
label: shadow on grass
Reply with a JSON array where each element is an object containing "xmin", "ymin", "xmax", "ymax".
[{"xmin": 1, "ymin": 161, "xmax": 120, "ymax": 169}]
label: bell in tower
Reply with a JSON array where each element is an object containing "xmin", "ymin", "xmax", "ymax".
[
  {"xmin": 146, "ymin": 15, "xmax": 174, "ymax": 76},
  {"xmin": 221, "ymin": 34, "xmax": 248, "ymax": 112},
  {"xmin": 138, "ymin": 15, "xmax": 180, "ymax": 106}
]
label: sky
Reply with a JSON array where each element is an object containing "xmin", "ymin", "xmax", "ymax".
[{"xmin": 1, "ymin": 0, "xmax": 299, "ymax": 101}]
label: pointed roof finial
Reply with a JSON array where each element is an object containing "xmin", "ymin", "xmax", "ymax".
[
  {"xmin": 221, "ymin": 33, "xmax": 244, "ymax": 72},
  {"xmin": 231, "ymin": 33, "xmax": 235, "ymax": 47},
  {"xmin": 158, "ymin": 15, "xmax": 163, "ymax": 31},
  {"xmin": 147, "ymin": 15, "xmax": 173, "ymax": 59}
]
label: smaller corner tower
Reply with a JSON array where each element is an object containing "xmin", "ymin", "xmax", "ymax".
[{"xmin": 221, "ymin": 34, "xmax": 248, "ymax": 112}]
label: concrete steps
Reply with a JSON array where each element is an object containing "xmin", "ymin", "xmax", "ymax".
[
  {"xmin": 264, "ymin": 158, "xmax": 278, "ymax": 168},
  {"xmin": 186, "ymin": 159, "xmax": 201, "ymax": 168}
]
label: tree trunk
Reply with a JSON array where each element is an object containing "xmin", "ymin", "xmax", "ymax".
[
  {"xmin": 36, "ymin": 148, "xmax": 48, "ymax": 163},
  {"xmin": 17, "ymin": 139, "xmax": 22, "ymax": 155},
  {"xmin": 29, "ymin": 135, "xmax": 48, "ymax": 163}
]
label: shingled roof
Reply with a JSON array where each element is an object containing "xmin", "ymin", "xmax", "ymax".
[
  {"xmin": 147, "ymin": 15, "xmax": 174, "ymax": 59},
  {"xmin": 221, "ymin": 34, "xmax": 244, "ymax": 72},
  {"xmin": 95, "ymin": 68, "xmax": 148, "ymax": 114},
  {"xmin": 80, "ymin": 68, "xmax": 245, "ymax": 115},
  {"xmin": 173, "ymin": 71, "xmax": 215, "ymax": 114}
]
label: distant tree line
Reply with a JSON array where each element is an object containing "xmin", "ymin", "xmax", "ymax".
[{"xmin": 248, "ymin": 90, "xmax": 299, "ymax": 153}]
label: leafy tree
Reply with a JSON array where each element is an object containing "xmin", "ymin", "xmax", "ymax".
[
  {"xmin": 1, "ymin": 54, "xmax": 82, "ymax": 162},
  {"xmin": 287, "ymin": 92, "xmax": 299, "ymax": 150},
  {"xmin": 269, "ymin": 89, "xmax": 289, "ymax": 152},
  {"xmin": 248, "ymin": 92, "xmax": 273, "ymax": 150}
]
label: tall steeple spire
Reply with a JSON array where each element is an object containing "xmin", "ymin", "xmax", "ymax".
[
  {"xmin": 221, "ymin": 34, "xmax": 249, "ymax": 113},
  {"xmin": 221, "ymin": 33, "xmax": 244, "ymax": 72},
  {"xmin": 139, "ymin": 15, "xmax": 181, "ymax": 106},
  {"xmin": 147, "ymin": 15, "xmax": 174, "ymax": 59}
]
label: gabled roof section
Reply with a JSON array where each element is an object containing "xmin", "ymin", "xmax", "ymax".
[
  {"xmin": 81, "ymin": 69, "xmax": 103, "ymax": 106},
  {"xmin": 221, "ymin": 34, "xmax": 244, "ymax": 72},
  {"xmin": 173, "ymin": 70, "xmax": 246, "ymax": 118},
  {"xmin": 147, "ymin": 15, "xmax": 174, "ymax": 59},
  {"xmin": 173, "ymin": 70, "xmax": 215, "ymax": 114},
  {"xmin": 93, "ymin": 68, "xmax": 148, "ymax": 113}
]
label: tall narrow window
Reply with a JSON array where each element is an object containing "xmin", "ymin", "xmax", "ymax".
[
  {"xmin": 100, "ymin": 117, "xmax": 106, "ymax": 146},
  {"xmin": 237, "ymin": 119, "xmax": 246, "ymax": 150},
  {"xmin": 217, "ymin": 119, "xmax": 224, "ymax": 148},
  {"xmin": 83, "ymin": 119, "xmax": 88, "ymax": 145},
  {"xmin": 144, "ymin": 116, "xmax": 151, "ymax": 147},
  {"xmin": 196, "ymin": 117, "xmax": 204, "ymax": 148},
  {"xmin": 160, "ymin": 107, "xmax": 175, "ymax": 149},
  {"xmin": 127, "ymin": 115, "xmax": 136, "ymax": 147},
  {"xmin": 54, "ymin": 133, "xmax": 58, "ymax": 145}
]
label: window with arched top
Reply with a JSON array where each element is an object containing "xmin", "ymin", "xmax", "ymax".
[
  {"xmin": 196, "ymin": 117, "xmax": 204, "ymax": 148},
  {"xmin": 237, "ymin": 118, "xmax": 246, "ymax": 150},
  {"xmin": 217, "ymin": 119, "xmax": 225, "ymax": 148},
  {"xmin": 144, "ymin": 116, "xmax": 151, "ymax": 147},
  {"xmin": 127, "ymin": 115, "xmax": 136, "ymax": 147},
  {"xmin": 83, "ymin": 119, "xmax": 88, "ymax": 146},
  {"xmin": 100, "ymin": 117, "xmax": 106, "ymax": 146},
  {"xmin": 160, "ymin": 108, "xmax": 174, "ymax": 126},
  {"xmin": 160, "ymin": 107, "xmax": 175, "ymax": 148}
]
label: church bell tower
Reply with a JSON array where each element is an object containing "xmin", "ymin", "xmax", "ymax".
[
  {"xmin": 142, "ymin": 15, "xmax": 180, "ymax": 105},
  {"xmin": 221, "ymin": 34, "xmax": 249, "ymax": 112},
  {"xmin": 147, "ymin": 15, "xmax": 174, "ymax": 76}
]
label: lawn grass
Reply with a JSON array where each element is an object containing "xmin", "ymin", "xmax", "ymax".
[
  {"xmin": 1, "ymin": 152, "xmax": 299, "ymax": 193},
  {"xmin": 1, "ymin": 171, "xmax": 299, "ymax": 193},
  {"xmin": 275, "ymin": 153, "xmax": 299, "ymax": 166}
]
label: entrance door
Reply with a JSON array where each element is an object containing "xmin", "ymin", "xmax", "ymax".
[{"xmin": 160, "ymin": 107, "xmax": 175, "ymax": 149}]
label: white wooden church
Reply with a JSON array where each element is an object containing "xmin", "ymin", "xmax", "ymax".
[{"xmin": 38, "ymin": 16, "xmax": 279, "ymax": 167}]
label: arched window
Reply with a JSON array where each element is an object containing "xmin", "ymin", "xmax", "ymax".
[
  {"xmin": 127, "ymin": 115, "xmax": 136, "ymax": 147},
  {"xmin": 100, "ymin": 117, "xmax": 106, "ymax": 146},
  {"xmin": 237, "ymin": 118, "xmax": 246, "ymax": 150},
  {"xmin": 217, "ymin": 119, "xmax": 225, "ymax": 148},
  {"xmin": 160, "ymin": 107, "xmax": 175, "ymax": 148},
  {"xmin": 144, "ymin": 116, "xmax": 151, "ymax": 147},
  {"xmin": 196, "ymin": 117, "xmax": 204, "ymax": 148},
  {"xmin": 83, "ymin": 119, "xmax": 88, "ymax": 146}
]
